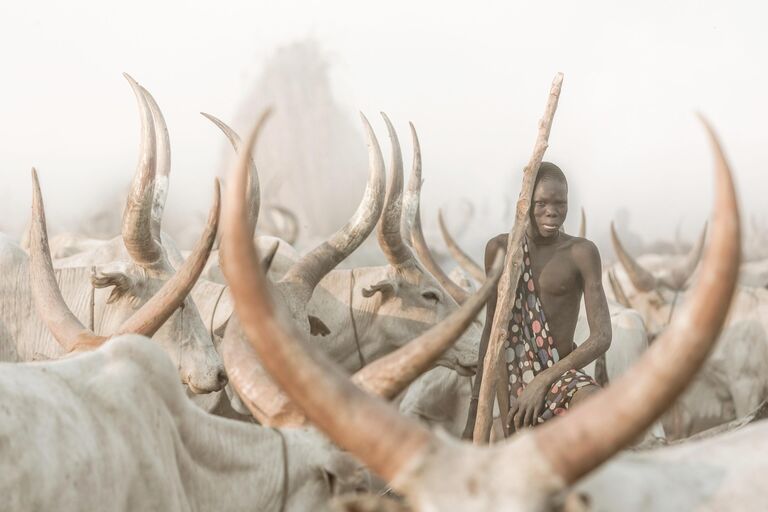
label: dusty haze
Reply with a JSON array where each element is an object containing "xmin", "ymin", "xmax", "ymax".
[{"xmin": 0, "ymin": 1, "xmax": 766, "ymax": 264}]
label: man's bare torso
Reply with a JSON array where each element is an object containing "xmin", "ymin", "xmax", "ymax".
[{"xmin": 491, "ymin": 232, "xmax": 589, "ymax": 359}]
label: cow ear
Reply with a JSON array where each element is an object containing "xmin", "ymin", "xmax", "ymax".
[
  {"xmin": 92, "ymin": 265, "xmax": 137, "ymax": 305},
  {"xmin": 322, "ymin": 451, "xmax": 370, "ymax": 497},
  {"xmin": 322, "ymin": 467, "xmax": 339, "ymax": 496},
  {"xmin": 308, "ymin": 315, "xmax": 331, "ymax": 337},
  {"xmin": 361, "ymin": 279, "xmax": 396, "ymax": 300},
  {"xmin": 213, "ymin": 316, "xmax": 230, "ymax": 339}
]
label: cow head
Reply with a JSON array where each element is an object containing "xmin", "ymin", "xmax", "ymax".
[
  {"xmin": 363, "ymin": 115, "xmax": 483, "ymax": 375},
  {"xmin": 361, "ymin": 262, "xmax": 481, "ymax": 375},
  {"xmin": 27, "ymin": 74, "xmax": 226, "ymax": 393}
]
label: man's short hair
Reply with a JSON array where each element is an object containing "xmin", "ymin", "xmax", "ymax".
[{"xmin": 534, "ymin": 162, "xmax": 568, "ymax": 189}]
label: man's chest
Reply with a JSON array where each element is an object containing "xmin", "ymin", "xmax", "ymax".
[{"xmin": 528, "ymin": 247, "xmax": 581, "ymax": 298}]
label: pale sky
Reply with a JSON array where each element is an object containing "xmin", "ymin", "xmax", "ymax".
[{"xmin": 0, "ymin": 0, "xmax": 766, "ymax": 260}]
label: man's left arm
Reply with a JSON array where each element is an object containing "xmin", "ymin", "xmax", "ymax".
[
  {"xmin": 513, "ymin": 240, "xmax": 612, "ymax": 429},
  {"xmin": 543, "ymin": 240, "xmax": 612, "ymax": 378}
]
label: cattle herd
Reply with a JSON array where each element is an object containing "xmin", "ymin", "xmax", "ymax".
[{"xmin": 1, "ymin": 73, "xmax": 765, "ymax": 511}]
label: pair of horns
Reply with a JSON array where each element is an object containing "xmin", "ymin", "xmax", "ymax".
[
  {"xmin": 222, "ymin": 117, "xmax": 740, "ymax": 499},
  {"xmin": 121, "ymin": 74, "xmax": 171, "ymax": 268},
  {"xmin": 377, "ymin": 113, "xmax": 471, "ymax": 304},
  {"xmin": 29, "ymin": 169, "xmax": 219, "ymax": 352},
  {"xmin": 30, "ymin": 73, "xmax": 218, "ymax": 351},
  {"xmin": 611, "ymin": 221, "xmax": 706, "ymax": 293},
  {"xmin": 209, "ymin": 111, "xmax": 386, "ymax": 310}
]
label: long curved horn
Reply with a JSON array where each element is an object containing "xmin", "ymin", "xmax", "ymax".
[
  {"xmin": 140, "ymin": 85, "xmax": 170, "ymax": 244},
  {"xmin": 114, "ymin": 179, "xmax": 220, "ymax": 336},
  {"xmin": 352, "ymin": 253, "xmax": 503, "ymax": 398},
  {"xmin": 607, "ymin": 269, "xmax": 632, "ymax": 309},
  {"xmin": 377, "ymin": 113, "xmax": 416, "ymax": 266},
  {"xmin": 437, "ymin": 209, "xmax": 486, "ymax": 282},
  {"xmin": 610, "ymin": 222, "xmax": 657, "ymax": 292},
  {"xmin": 535, "ymin": 116, "xmax": 740, "ymax": 485},
  {"xmin": 400, "ymin": 122, "xmax": 421, "ymax": 246},
  {"xmin": 221, "ymin": 118, "xmax": 433, "ymax": 482},
  {"xmin": 406, "ymin": 124, "xmax": 470, "ymax": 304},
  {"xmin": 202, "ymin": 111, "xmax": 267, "ymax": 236},
  {"xmin": 280, "ymin": 113, "xmax": 386, "ymax": 305},
  {"xmin": 578, "ymin": 207, "xmax": 586, "ymax": 238},
  {"xmin": 121, "ymin": 73, "xmax": 163, "ymax": 268},
  {"xmin": 29, "ymin": 169, "xmax": 105, "ymax": 351}
]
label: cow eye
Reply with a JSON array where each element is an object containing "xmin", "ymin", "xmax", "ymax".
[{"xmin": 422, "ymin": 291, "xmax": 440, "ymax": 303}]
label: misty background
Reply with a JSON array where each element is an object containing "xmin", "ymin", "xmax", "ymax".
[{"xmin": 1, "ymin": 1, "xmax": 766, "ymax": 266}]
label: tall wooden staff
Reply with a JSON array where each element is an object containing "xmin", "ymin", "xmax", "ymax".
[{"xmin": 473, "ymin": 73, "xmax": 564, "ymax": 444}]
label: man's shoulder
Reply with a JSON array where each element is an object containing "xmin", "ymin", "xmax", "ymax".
[
  {"xmin": 487, "ymin": 233, "xmax": 508, "ymax": 250},
  {"xmin": 569, "ymin": 236, "xmax": 602, "ymax": 269},
  {"xmin": 485, "ymin": 233, "xmax": 510, "ymax": 257},
  {"xmin": 484, "ymin": 234, "xmax": 509, "ymax": 269}
]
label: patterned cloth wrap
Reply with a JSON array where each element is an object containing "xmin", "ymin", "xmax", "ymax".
[{"xmin": 504, "ymin": 237, "xmax": 597, "ymax": 424}]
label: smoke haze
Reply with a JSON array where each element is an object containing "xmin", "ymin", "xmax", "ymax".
[{"xmin": 0, "ymin": 1, "xmax": 766, "ymax": 265}]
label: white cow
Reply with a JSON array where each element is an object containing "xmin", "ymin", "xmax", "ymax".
[
  {"xmin": 610, "ymin": 220, "xmax": 768, "ymax": 438},
  {"xmin": 0, "ymin": 336, "xmax": 368, "ymax": 512},
  {"xmin": 2, "ymin": 75, "xmax": 226, "ymax": 393},
  {"xmin": 573, "ymin": 422, "xmax": 767, "ymax": 511}
]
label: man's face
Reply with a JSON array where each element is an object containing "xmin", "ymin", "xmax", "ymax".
[{"xmin": 531, "ymin": 179, "xmax": 568, "ymax": 238}]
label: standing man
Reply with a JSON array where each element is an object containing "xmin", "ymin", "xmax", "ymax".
[{"xmin": 464, "ymin": 162, "xmax": 612, "ymax": 437}]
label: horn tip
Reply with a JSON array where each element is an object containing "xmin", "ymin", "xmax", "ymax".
[
  {"xmin": 30, "ymin": 168, "xmax": 41, "ymax": 195},
  {"xmin": 380, "ymin": 113, "xmax": 399, "ymax": 140},
  {"xmin": 260, "ymin": 106, "xmax": 275, "ymax": 122},
  {"xmin": 409, "ymin": 122, "xmax": 421, "ymax": 146},
  {"xmin": 122, "ymin": 72, "xmax": 138, "ymax": 86},
  {"xmin": 437, "ymin": 208, "xmax": 445, "ymax": 220},
  {"xmin": 359, "ymin": 112, "xmax": 374, "ymax": 132}
]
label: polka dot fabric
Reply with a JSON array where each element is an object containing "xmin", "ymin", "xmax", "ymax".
[{"xmin": 504, "ymin": 237, "xmax": 597, "ymax": 424}]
